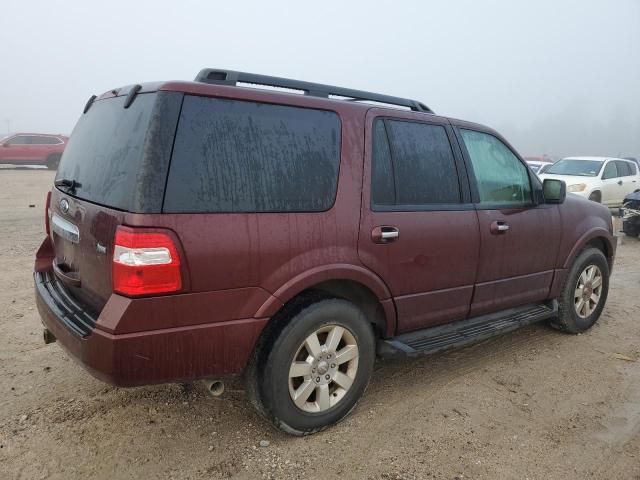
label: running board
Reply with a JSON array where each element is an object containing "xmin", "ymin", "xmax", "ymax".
[{"xmin": 379, "ymin": 302, "xmax": 557, "ymax": 357}]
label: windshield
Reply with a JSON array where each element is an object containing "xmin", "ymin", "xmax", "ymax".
[
  {"xmin": 55, "ymin": 93, "xmax": 156, "ymax": 210},
  {"xmin": 546, "ymin": 159, "xmax": 604, "ymax": 177}
]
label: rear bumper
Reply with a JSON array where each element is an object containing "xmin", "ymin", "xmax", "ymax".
[{"xmin": 34, "ymin": 270, "xmax": 268, "ymax": 387}]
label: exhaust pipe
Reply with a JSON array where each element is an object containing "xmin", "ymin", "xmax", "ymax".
[
  {"xmin": 43, "ymin": 328, "xmax": 56, "ymax": 345},
  {"xmin": 203, "ymin": 379, "xmax": 225, "ymax": 397}
]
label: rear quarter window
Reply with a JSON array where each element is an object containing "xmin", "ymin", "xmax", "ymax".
[{"xmin": 163, "ymin": 96, "xmax": 341, "ymax": 213}]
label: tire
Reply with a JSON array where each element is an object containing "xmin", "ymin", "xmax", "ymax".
[
  {"xmin": 46, "ymin": 154, "xmax": 61, "ymax": 170},
  {"xmin": 552, "ymin": 247, "xmax": 609, "ymax": 333},
  {"xmin": 588, "ymin": 191, "xmax": 601, "ymax": 203},
  {"xmin": 248, "ymin": 295, "xmax": 375, "ymax": 435}
]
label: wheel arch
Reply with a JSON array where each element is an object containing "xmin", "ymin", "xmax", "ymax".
[
  {"xmin": 588, "ymin": 190, "xmax": 602, "ymax": 202},
  {"xmin": 562, "ymin": 228, "xmax": 615, "ymax": 271},
  {"xmin": 255, "ymin": 264, "xmax": 397, "ymax": 338}
]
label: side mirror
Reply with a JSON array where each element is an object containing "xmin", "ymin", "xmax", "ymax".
[{"xmin": 543, "ymin": 178, "xmax": 566, "ymax": 204}]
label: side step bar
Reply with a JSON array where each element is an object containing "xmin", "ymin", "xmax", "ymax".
[{"xmin": 379, "ymin": 302, "xmax": 557, "ymax": 357}]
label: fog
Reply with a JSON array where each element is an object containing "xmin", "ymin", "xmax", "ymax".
[{"xmin": 1, "ymin": 0, "xmax": 639, "ymax": 159}]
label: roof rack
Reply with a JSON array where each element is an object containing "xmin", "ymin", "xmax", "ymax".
[{"xmin": 194, "ymin": 68, "xmax": 434, "ymax": 114}]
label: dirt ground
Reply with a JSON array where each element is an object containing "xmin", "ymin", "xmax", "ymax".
[{"xmin": 0, "ymin": 168, "xmax": 639, "ymax": 480}]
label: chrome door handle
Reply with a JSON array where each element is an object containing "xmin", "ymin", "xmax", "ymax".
[
  {"xmin": 372, "ymin": 226, "xmax": 399, "ymax": 244},
  {"xmin": 490, "ymin": 221, "xmax": 510, "ymax": 234}
]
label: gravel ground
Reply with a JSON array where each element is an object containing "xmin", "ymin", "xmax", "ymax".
[{"xmin": 1, "ymin": 169, "xmax": 639, "ymax": 480}]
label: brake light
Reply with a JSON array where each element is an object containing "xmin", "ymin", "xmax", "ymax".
[
  {"xmin": 45, "ymin": 191, "xmax": 52, "ymax": 236},
  {"xmin": 112, "ymin": 227, "xmax": 182, "ymax": 296}
]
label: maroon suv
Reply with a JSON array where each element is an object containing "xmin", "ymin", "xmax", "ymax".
[
  {"xmin": 1, "ymin": 133, "xmax": 67, "ymax": 169},
  {"xmin": 34, "ymin": 69, "xmax": 616, "ymax": 435}
]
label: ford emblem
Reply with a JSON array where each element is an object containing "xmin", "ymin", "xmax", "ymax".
[{"xmin": 60, "ymin": 198, "xmax": 70, "ymax": 214}]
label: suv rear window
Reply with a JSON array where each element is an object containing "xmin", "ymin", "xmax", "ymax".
[
  {"xmin": 55, "ymin": 93, "xmax": 157, "ymax": 211},
  {"xmin": 163, "ymin": 96, "xmax": 341, "ymax": 213}
]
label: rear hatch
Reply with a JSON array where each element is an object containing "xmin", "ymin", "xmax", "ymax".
[{"xmin": 49, "ymin": 89, "xmax": 180, "ymax": 314}]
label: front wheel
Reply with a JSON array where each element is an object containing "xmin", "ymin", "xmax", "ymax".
[
  {"xmin": 252, "ymin": 297, "xmax": 375, "ymax": 435},
  {"xmin": 553, "ymin": 247, "xmax": 610, "ymax": 333}
]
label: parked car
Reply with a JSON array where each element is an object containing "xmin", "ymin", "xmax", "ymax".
[
  {"xmin": 34, "ymin": 69, "xmax": 616, "ymax": 435},
  {"xmin": 539, "ymin": 156, "xmax": 640, "ymax": 206},
  {"xmin": 0, "ymin": 133, "xmax": 68, "ymax": 169},
  {"xmin": 538, "ymin": 162, "xmax": 554, "ymax": 174},
  {"xmin": 525, "ymin": 159, "xmax": 553, "ymax": 174}
]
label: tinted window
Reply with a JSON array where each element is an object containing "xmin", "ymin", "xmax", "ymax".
[
  {"xmin": 615, "ymin": 160, "xmax": 632, "ymax": 177},
  {"xmin": 371, "ymin": 120, "xmax": 395, "ymax": 205},
  {"xmin": 602, "ymin": 162, "xmax": 618, "ymax": 179},
  {"xmin": 460, "ymin": 129, "xmax": 532, "ymax": 205},
  {"xmin": 373, "ymin": 120, "xmax": 460, "ymax": 206},
  {"xmin": 629, "ymin": 162, "xmax": 638, "ymax": 176},
  {"xmin": 6, "ymin": 136, "xmax": 29, "ymax": 145},
  {"xmin": 164, "ymin": 96, "xmax": 341, "ymax": 213},
  {"xmin": 55, "ymin": 93, "xmax": 156, "ymax": 210}
]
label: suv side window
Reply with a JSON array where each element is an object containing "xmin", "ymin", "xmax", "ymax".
[
  {"xmin": 6, "ymin": 136, "xmax": 28, "ymax": 145},
  {"xmin": 32, "ymin": 136, "xmax": 59, "ymax": 145},
  {"xmin": 371, "ymin": 119, "xmax": 461, "ymax": 207},
  {"xmin": 602, "ymin": 162, "xmax": 618, "ymax": 179},
  {"xmin": 615, "ymin": 160, "xmax": 631, "ymax": 177},
  {"xmin": 629, "ymin": 162, "xmax": 638, "ymax": 176},
  {"xmin": 459, "ymin": 129, "xmax": 532, "ymax": 206},
  {"xmin": 164, "ymin": 96, "xmax": 341, "ymax": 213}
]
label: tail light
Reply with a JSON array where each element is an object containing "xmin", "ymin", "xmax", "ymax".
[
  {"xmin": 45, "ymin": 191, "xmax": 52, "ymax": 236},
  {"xmin": 112, "ymin": 226, "xmax": 182, "ymax": 296}
]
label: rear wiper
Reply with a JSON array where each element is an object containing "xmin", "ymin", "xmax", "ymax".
[{"xmin": 54, "ymin": 178, "xmax": 82, "ymax": 192}]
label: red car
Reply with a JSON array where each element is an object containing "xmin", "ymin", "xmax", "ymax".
[
  {"xmin": 34, "ymin": 69, "xmax": 615, "ymax": 435},
  {"xmin": 0, "ymin": 133, "xmax": 68, "ymax": 169}
]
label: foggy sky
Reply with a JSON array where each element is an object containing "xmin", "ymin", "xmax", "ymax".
[{"xmin": 1, "ymin": 0, "xmax": 639, "ymax": 158}]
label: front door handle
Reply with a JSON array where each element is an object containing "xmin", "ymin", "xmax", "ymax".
[
  {"xmin": 618, "ymin": 180, "xmax": 623, "ymax": 186},
  {"xmin": 490, "ymin": 221, "xmax": 510, "ymax": 234},
  {"xmin": 372, "ymin": 226, "xmax": 399, "ymax": 244}
]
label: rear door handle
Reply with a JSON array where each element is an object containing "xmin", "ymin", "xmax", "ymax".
[
  {"xmin": 372, "ymin": 226, "xmax": 399, "ymax": 244},
  {"xmin": 490, "ymin": 221, "xmax": 510, "ymax": 234},
  {"xmin": 618, "ymin": 180, "xmax": 623, "ymax": 186}
]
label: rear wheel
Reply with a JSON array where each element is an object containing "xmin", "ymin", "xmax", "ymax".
[
  {"xmin": 553, "ymin": 247, "xmax": 609, "ymax": 333},
  {"xmin": 46, "ymin": 154, "xmax": 61, "ymax": 170},
  {"xmin": 250, "ymin": 297, "xmax": 375, "ymax": 435}
]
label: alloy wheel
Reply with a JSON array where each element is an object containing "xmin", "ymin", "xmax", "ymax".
[
  {"xmin": 574, "ymin": 264, "xmax": 603, "ymax": 318},
  {"xmin": 288, "ymin": 325, "xmax": 359, "ymax": 413}
]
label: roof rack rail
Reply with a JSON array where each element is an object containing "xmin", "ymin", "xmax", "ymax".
[{"xmin": 194, "ymin": 68, "xmax": 434, "ymax": 114}]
